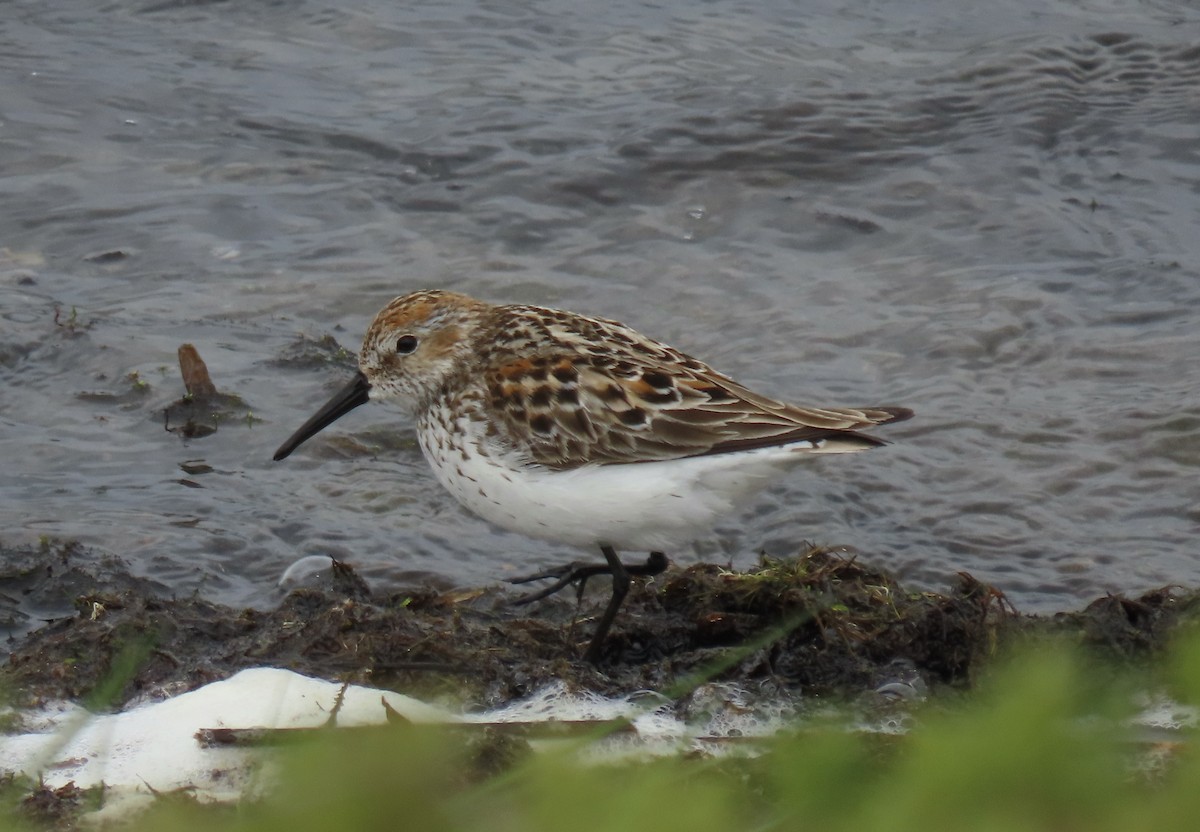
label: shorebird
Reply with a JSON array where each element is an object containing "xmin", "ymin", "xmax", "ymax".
[{"xmin": 274, "ymin": 290, "xmax": 911, "ymax": 663}]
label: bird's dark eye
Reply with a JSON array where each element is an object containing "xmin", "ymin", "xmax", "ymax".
[{"xmin": 395, "ymin": 334, "xmax": 419, "ymax": 355}]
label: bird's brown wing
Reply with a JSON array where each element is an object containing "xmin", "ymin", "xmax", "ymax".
[{"xmin": 480, "ymin": 307, "xmax": 910, "ymax": 470}]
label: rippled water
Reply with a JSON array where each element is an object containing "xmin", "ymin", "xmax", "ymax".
[{"xmin": 2, "ymin": 0, "xmax": 1197, "ymax": 614}]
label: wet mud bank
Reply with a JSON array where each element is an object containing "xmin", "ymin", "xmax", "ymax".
[{"xmin": 4, "ymin": 540, "xmax": 1199, "ymax": 710}]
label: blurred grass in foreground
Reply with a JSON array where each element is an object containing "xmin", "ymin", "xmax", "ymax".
[{"xmin": 28, "ymin": 633, "xmax": 1200, "ymax": 831}]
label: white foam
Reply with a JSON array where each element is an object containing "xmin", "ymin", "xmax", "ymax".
[
  {"xmin": 1131, "ymin": 692, "xmax": 1198, "ymax": 732},
  {"xmin": 0, "ymin": 667, "xmax": 457, "ymax": 799},
  {"xmin": 14, "ymin": 668, "xmax": 1187, "ymax": 819},
  {"xmin": 0, "ymin": 667, "xmax": 807, "ymax": 811}
]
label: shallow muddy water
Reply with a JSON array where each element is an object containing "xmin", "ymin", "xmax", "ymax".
[{"xmin": 1, "ymin": 0, "xmax": 1197, "ymax": 615}]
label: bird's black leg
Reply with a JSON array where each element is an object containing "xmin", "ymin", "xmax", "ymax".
[
  {"xmin": 508, "ymin": 549, "xmax": 669, "ymax": 663},
  {"xmin": 583, "ymin": 545, "xmax": 629, "ymax": 664}
]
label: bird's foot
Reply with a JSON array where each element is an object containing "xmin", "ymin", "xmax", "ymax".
[
  {"xmin": 509, "ymin": 551, "xmax": 668, "ymax": 607},
  {"xmin": 509, "ymin": 561, "xmax": 608, "ymax": 605}
]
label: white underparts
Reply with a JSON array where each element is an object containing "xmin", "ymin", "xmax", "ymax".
[{"xmin": 416, "ymin": 409, "xmax": 872, "ymax": 551}]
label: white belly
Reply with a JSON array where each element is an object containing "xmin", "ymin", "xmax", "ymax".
[{"xmin": 416, "ymin": 410, "xmax": 810, "ymax": 552}]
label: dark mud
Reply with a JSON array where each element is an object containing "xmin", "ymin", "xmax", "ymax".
[{"xmin": 4, "ymin": 540, "xmax": 1199, "ymax": 712}]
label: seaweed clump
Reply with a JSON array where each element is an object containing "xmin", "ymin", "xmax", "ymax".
[
  {"xmin": 623, "ymin": 546, "xmax": 1012, "ymax": 692},
  {"xmin": 5, "ymin": 540, "xmax": 1200, "ymax": 714}
]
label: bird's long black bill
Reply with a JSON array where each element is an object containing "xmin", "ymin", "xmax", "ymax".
[{"xmin": 273, "ymin": 371, "xmax": 372, "ymax": 461}]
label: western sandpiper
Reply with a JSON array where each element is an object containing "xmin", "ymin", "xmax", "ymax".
[{"xmin": 274, "ymin": 290, "xmax": 911, "ymax": 663}]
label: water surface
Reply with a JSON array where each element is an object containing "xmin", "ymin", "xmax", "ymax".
[{"xmin": 1, "ymin": 0, "xmax": 1198, "ymax": 613}]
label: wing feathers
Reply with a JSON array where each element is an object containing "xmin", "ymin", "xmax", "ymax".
[{"xmin": 479, "ymin": 307, "xmax": 910, "ymax": 470}]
